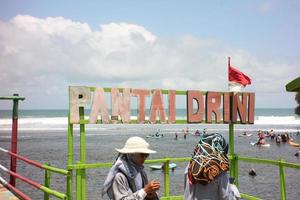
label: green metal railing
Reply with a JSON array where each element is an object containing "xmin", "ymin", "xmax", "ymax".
[
  {"xmin": 66, "ymin": 87, "xmax": 299, "ymax": 200},
  {"xmin": 42, "ymin": 164, "xmax": 70, "ymax": 200},
  {"xmin": 0, "ymin": 95, "xmax": 70, "ymax": 200},
  {"xmin": 67, "ymin": 155, "xmax": 300, "ymax": 200}
]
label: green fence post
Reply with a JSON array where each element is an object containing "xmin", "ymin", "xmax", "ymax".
[
  {"xmin": 234, "ymin": 154, "xmax": 239, "ymax": 187},
  {"xmin": 164, "ymin": 159, "xmax": 170, "ymax": 197},
  {"xmin": 44, "ymin": 163, "xmax": 51, "ymax": 200},
  {"xmin": 279, "ymin": 159, "xmax": 286, "ymax": 200},
  {"xmin": 229, "ymin": 123, "xmax": 236, "ymax": 178},
  {"xmin": 67, "ymin": 114, "xmax": 73, "ymax": 200},
  {"xmin": 76, "ymin": 162, "xmax": 82, "ymax": 200},
  {"xmin": 79, "ymin": 107, "xmax": 86, "ymax": 200}
]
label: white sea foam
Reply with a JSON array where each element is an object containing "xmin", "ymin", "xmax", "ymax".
[
  {"xmin": 0, "ymin": 115, "xmax": 299, "ymax": 131},
  {"xmin": 255, "ymin": 116, "xmax": 300, "ymax": 125}
]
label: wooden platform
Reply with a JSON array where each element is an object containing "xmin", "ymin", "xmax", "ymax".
[{"xmin": 0, "ymin": 183, "xmax": 19, "ymax": 200}]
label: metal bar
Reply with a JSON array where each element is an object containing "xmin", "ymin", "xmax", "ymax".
[
  {"xmin": 44, "ymin": 163, "xmax": 51, "ymax": 200},
  {"xmin": 282, "ymin": 162, "xmax": 300, "ymax": 169},
  {"xmin": 240, "ymin": 193, "xmax": 263, "ymax": 200},
  {"xmin": 42, "ymin": 164, "xmax": 69, "ymax": 176},
  {"xmin": 0, "ymin": 164, "xmax": 66, "ymax": 199},
  {"xmin": 0, "ymin": 147, "xmax": 68, "ymax": 175},
  {"xmin": 73, "ymin": 119, "xmax": 242, "ymax": 125},
  {"xmin": 79, "ymin": 107, "xmax": 86, "ymax": 200},
  {"xmin": 10, "ymin": 94, "xmax": 19, "ymax": 186},
  {"xmin": 76, "ymin": 166, "xmax": 82, "ymax": 200},
  {"xmin": 229, "ymin": 123, "xmax": 235, "ymax": 178},
  {"xmin": 68, "ymin": 156, "xmax": 300, "ymax": 170},
  {"xmin": 279, "ymin": 159, "xmax": 286, "ymax": 200},
  {"xmin": 1, "ymin": 147, "xmax": 43, "ymax": 168},
  {"xmin": 164, "ymin": 159, "xmax": 170, "ymax": 197},
  {"xmin": 0, "ymin": 96, "xmax": 25, "ymax": 100},
  {"xmin": 234, "ymin": 154, "xmax": 239, "ymax": 187},
  {"xmin": 237, "ymin": 156, "xmax": 300, "ymax": 168},
  {"xmin": 39, "ymin": 185, "xmax": 66, "ymax": 200},
  {"xmin": 160, "ymin": 196, "xmax": 183, "ymax": 200},
  {"xmin": 67, "ymin": 113, "xmax": 74, "ymax": 200},
  {"xmin": 90, "ymin": 87, "xmax": 229, "ymax": 95},
  {"xmin": 0, "ymin": 176, "xmax": 31, "ymax": 200},
  {"xmin": 92, "ymin": 87, "xmax": 190, "ymax": 95},
  {"xmin": 68, "ymin": 157, "xmax": 191, "ymax": 170}
]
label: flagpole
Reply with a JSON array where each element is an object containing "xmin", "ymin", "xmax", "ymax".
[
  {"xmin": 227, "ymin": 56, "xmax": 238, "ymax": 185},
  {"xmin": 228, "ymin": 57, "xmax": 231, "ymax": 81},
  {"xmin": 227, "ymin": 56, "xmax": 230, "ymax": 81}
]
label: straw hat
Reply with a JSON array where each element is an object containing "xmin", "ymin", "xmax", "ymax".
[{"xmin": 115, "ymin": 136, "xmax": 156, "ymax": 154}]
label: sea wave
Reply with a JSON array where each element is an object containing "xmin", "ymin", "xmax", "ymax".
[
  {"xmin": 255, "ymin": 116, "xmax": 300, "ymax": 125},
  {"xmin": 0, "ymin": 116, "xmax": 299, "ymax": 131}
]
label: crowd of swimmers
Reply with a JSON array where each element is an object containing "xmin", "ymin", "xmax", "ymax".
[
  {"xmin": 174, "ymin": 127, "xmax": 207, "ymax": 140},
  {"xmin": 255, "ymin": 129, "xmax": 292, "ymax": 145},
  {"xmin": 254, "ymin": 129, "xmax": 300, "ymax": 157}
]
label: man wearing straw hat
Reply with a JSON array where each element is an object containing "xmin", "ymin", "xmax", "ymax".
[{"xmin": 102, "ymin": 136, "xmax": 160, "ymax": 200}]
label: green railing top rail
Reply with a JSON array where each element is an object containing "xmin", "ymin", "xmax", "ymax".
[
  {"xmin": 42, "ymin": 164, "xmax": 69, "ymax": 176},
  {"xmin": 234, "ymin": 155, "xmax": 300, "ymax": 169},
  {"xmin": 73, "ymin": 119, "xmax": 248, "ymax": 125},
  {"xmin": 68, "ymin": 157, "xmax": 191, "ymax": 170},
  {"xmin": 67, "ymin": 155, "xmax": 300, "ymax": 170},
  {"xmin": 0, "ymin": 96, "xmax": 25, "ymax": 101},
  {"xmin": 91, "ymin": 87, "xmax": 233, "ymax": 95}
]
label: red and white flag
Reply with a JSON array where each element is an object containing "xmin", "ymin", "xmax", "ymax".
[{"xmin": 228, "ymin": 57, "xmax": 251, "ymax": 92}]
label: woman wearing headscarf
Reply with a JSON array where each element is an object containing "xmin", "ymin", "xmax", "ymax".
[
  {"xmin": 184, "ymin": 133, "xmax": 230, "ymax": 200},
  {"xmin": 102, "ymin": 136, "xmax": 160, "ymax": 200}
]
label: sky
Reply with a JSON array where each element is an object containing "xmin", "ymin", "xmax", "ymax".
[{"xmin": 0, "ymin": 0, "xmax": 299, "ymax": 109}]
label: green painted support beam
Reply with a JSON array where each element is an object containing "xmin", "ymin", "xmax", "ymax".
[
  {"xmin": 68, "ymin": 157, "xmax": 191, "ymax": 170},
  {"xmin": 229, "ymin": 123, "xmax": 236, "ymax": 180},
  {"xmin": 74, "ymin": 119, "xmax": 246, "ymax": 125},
  {"xmin": 67, "ymin": 114, "xmax": 74, "ymax": 200},
  {"xmin": 44, "ymin": 163, "xmax": 51, "ymax": 200},
  {"xmin": 39, "ymin": 186, "xmax": 67, "ymax": 200},
  {"xmin": 0, "ymin": 96, "xmax": 25, "ymax": 101},
  {"xmin": 76, "ymin": 166, "xmax": 82, "ymax": 200},
  {"xmin": 79, "ymin": 108, "xmax": 86, "ymax": 200},
  {"xmin": 42, "ymin": 164, "xmax": 69, "ymax": 175},
  {"xmin": 160, "ymin": 196, "xmax": 183, "ymax": 200},
  {"xmin": 164, "ymin": 159, "xmax": 170, "ymax": 197},
  {"xmin": 279, "ymin": 159, "xmax": 286, "ymax": 200},
  {"xmin": 241, "ymin": 193, "xmax": 263, "ymax": 200},
  {"xmin": 234, "ymin": 154, "xmax": 239, "ymax": 187}
]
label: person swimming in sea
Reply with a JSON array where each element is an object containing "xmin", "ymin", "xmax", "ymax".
[{"xmin": 275, "ymin": 134, "xmax": 281, "ymax": 144}]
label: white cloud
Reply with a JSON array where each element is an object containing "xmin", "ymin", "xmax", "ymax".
[{"xmin": 0, "ymin": 15, "xmax": 299, "ymax": 108}]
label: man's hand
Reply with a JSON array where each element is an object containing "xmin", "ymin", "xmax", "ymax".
[{"xmin": 144, "ymin": 180, "xmax": 160, "ymax": 194}]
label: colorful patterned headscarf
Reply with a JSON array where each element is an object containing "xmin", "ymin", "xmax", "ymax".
[{"xmin": 188, "ymin": 133, "xmax": 229, "ymax": 185}]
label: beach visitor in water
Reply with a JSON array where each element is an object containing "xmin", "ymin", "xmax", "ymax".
[
  {"xmin": 184, "ymin": 133, "xmax": 238, "ymax": 200},
  {"xmin": 102, "ymin": 136, "xmax": 160, "ymax": 200}
]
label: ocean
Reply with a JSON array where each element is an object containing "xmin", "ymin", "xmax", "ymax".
[{"xmin": 0, "ymin": 108, "xmax": 300, "ymax": 200}]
